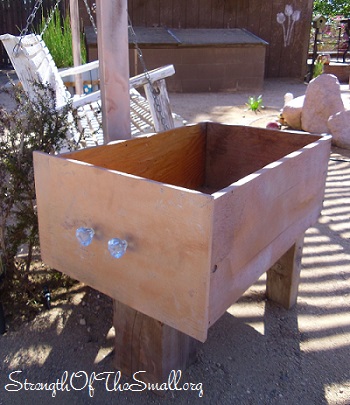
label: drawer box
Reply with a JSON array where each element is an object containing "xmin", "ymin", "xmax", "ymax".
[{"xmin": 33, "ymin": 122, "xmax": 331, "ymax": 342}]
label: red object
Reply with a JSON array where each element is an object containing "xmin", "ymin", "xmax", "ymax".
[{"xmin": 266, "ymin": 121, "xmax": 280, "ymax": 130}]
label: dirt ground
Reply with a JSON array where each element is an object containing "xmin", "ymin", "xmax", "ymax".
[{"xmin": 0, "ymin": 70, "xmax": 350, "ymax": 405}]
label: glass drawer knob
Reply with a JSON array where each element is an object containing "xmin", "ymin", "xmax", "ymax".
[
  {"xmin": 76, "ymin": 227, "xmax": 95, "ymax": 247},
  {"xmin": 108, "ymin": 238, "xmax": 128, "ymax": 259}
]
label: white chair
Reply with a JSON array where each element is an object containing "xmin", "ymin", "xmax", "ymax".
[{"xmin": 0, "ymin": 33, "xmax": 180, "ymax": 147}]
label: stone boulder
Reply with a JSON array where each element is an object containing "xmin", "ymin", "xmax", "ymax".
[
  {"xmin": 281, "ymin": 95, "xmax": 304, "ymax": 130},
  {"xmin": 328, "ymin": 110, "xmax": 350, "ymax": 149},
  {"xmin": 301, "ymin": 74, "xmax": 344, "ymax": 134}
]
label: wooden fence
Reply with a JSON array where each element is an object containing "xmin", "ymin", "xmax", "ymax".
[
  {"xmin": 127, "ymin": 0, "xmax": 314, "ymax": 78},
  {"xmin": 0, "ymin": 0, "xmax": 95, "ymax": 66},
  {"xmin": 1, "ymin": 0, "xmax": 313, "ymax": 78}
]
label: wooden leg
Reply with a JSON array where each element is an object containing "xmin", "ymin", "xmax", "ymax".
[
  {"xmin": 113, "ymin": 300, "xmax": 198, "ymax": 384},
  {"xmin": 266, "ymin": 234, "xmax": 304, "ymax": 309}
]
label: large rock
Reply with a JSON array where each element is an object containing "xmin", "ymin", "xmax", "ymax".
[
  {"xmin": 301, "ymin": 74, "xmax": 344, "ymax": 134},
  {"xmin": 328, "ymin": 110, "xmax": 350, "ymax": 149},
  {"xmin": 281, "ymin": 95, "xmax": 304, "ymax": 130}
]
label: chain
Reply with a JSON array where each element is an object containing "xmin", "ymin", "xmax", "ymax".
[
  {"xmin": 14, "ymin": 0, "xmax": 44, "ymax": 54},
  {"xmin": 19, "ymin": 0, "xmax": 43, "ymax": 38},
  {"xmin": 83, "ymin": 0, "xmax": 98, "ymax": 35},
  {"xmin": 128, "ymin": 16, "xmax": 168, "ymax": 130},
  {"xmin": 14, "ymin": 2, "xmax": 168, "ymax": 131},
  {"xmin": 14, "ymin": 0, "xmax": 64, "ymax": 55},
  {"xmin": 41, "ymin": 0, "xmax": 63, "ymax": 36},
  {"xmin": 76, "ymin": 7, "xmax": 166, "ymax": 129}
]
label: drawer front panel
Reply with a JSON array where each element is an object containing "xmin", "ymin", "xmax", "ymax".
[{"xmin": 34, "ymin": 152, "xmax": 213, "ymax": 342}]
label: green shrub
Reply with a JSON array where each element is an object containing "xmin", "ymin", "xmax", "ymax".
[
  {"xmin": 39, "ymin": 8, "xmax": 87, "ymax": 68},
  {"xmin": 313, "ymin": 0, "xmax": 350, "ymax": 17},
  {"xmin": 313, "ymin": 60, "xmax": 324, "ymax": 78},
  {"xmin": 0, "ymin": 81, "xmax": 78, "ymax": 317}
]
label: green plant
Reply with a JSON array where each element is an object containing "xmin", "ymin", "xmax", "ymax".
[
  {"xmin": 246, "ymin": 95, "xmax": 264, "ymax": 113},
  {"xmin": 39, "ymin": 8, "xmax": 87, "ymax": 68},
  {"xmin": 313, "ymin": 60, "xmax": 324, "ymax": 78},
  {"xmin": 314, "ymin": 0, "xmax": 350, "ymax": 17},
  {"xmin": 0, "ymin": 81, "xmax": 78, "ymax": 316}
]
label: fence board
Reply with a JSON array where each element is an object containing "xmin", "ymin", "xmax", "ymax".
[
  {"xmin": 130, "ymin": 0, "xmax": 147, "ymax": 26},
  {"xmin": 0, "ymin": 0, "xmax": 67, "ymax": 66},
  {"xmin": 186, "ymin": 0, "xmax": 199, "ymax": 29},
  {"xmin": 268, "ymin": 0, "xmax": 286, "ymax": 77},
  {"xmin": 171, "ymin": 0, "xmax": 188, "ymax": 29},
  {"xmin": 146, "ymin": 0, "xmax": 160, "ymax": 27},
  {"xmin": 247, "ymin": 1, "xmax": 261, "ymax": 34},
  {"xmin": 257, "ymin": 1, "xmax": 274, "ymax": 78},
  {"xmin": 1, "ymin": 0, "xmax": 313, "ymax": 78},
  {"xmin": 159, "ymin": 0, "xmax": 173, "ymax": 27},
  {"xmin": 198, "ymin": 0, "xmax": 212, "ymax": 29},
  {"xmin": 278, "ymin": 0, "xmax": 312, "ymax": 78},
  {"xmin": 235, "ymin": 0, "xmax": 249, "ymax": 28},
  {"xmin": 223, "ymin": 0, "xmax": 238, "ymax": 29},
  {"xmin": 211, "ymin": 0, "xmax": 225, "ymax": 28}
]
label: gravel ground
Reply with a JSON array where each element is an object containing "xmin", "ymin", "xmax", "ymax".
[{"xmin": 0, "ymin": 70, "xmax": 350, "ymax": 405}]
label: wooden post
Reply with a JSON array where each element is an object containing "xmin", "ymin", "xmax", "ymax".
[
  {"xmin": 144, "ymin": 79, "xmax": 175, "ymax": 132},
  {"xmin": 266, "ymin": 234, "xmax": 305, "ymax": 309},
  {"xmin": 113, "ymin": 301, "xmax": 198, "ymax": 384},
  {"xmin": 95, "ymin": 0, "xmax": 131, "ymax": 142},
  {"xmin": 94, "ymin": 0, "xmax": 196, "ymax": 382},
  {"xmin": 69, "ymin": 0, "xmax": 83, "ymax": 95}
]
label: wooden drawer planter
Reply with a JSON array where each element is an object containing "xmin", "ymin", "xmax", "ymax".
[{"xmin": 33, "ymin": 123, "xmax": 331, "ymax": 342}]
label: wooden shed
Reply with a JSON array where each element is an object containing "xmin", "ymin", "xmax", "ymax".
[
  {"xmin": 83, "ymin": 0, "xmax": 313, "ymax": 91},
  {"xmin": 125, "ymin": 0, "xmax": 314, "ymax": 79}
]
